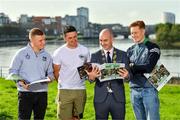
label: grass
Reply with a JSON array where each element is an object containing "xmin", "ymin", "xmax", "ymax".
[{"xmin": 0, "ymin": 78, "xmax": 180, "ymax": 120}]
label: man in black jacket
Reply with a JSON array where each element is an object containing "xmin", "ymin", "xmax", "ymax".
[{"xmin": 127, "ymin": 20, "xmax": 160, "ymax": 120}]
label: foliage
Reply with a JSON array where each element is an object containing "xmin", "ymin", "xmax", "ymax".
[
  {"xmin": 156, "ymin": 23, "xmax": 180, "ymax": 48},
  {"xmin": 0, "ymin": 25, "xmax": 27, "ymax": 37},
  {"xmin": 0, "ymin": 78, "xmax": 180, "ymax": 120},
  {"xmin": 170, "ymin": 24, "xmax": 180, "ymax": 42}
]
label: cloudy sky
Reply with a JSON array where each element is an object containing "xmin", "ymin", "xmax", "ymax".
[{"xmin": 0, "ymin": 0, "xmax": 179, "ymax": 26}]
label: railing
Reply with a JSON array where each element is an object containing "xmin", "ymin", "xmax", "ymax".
[{"xmin": 0, "ymin": 66, "xmax": 9, "ymax": 78}]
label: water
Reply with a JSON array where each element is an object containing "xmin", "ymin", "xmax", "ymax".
[{"xmin": 0, "ymin": 39, "xmax": 180, "ymax": 76}]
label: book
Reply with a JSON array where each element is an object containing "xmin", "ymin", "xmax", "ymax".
[
  {"xmin": 144, "ymin": 63, "xmax": 172, "ymax": 91},
  {"xmin": 6, "ymin": 74, "xmax": 50, "ymax": 85},
  {"xmin": 28, "ymin": 77, "xmax": 51, "ymax": 85},
  {"xmin": 77, "ymin": 62, "xmax": 93, "ymax": 79},
  {"xmin": 77, "ymin": 63, "xmax": 125, "ymax": 82}
]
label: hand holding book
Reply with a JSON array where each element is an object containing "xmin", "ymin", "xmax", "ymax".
[
  {"xmin": 118, "ymin": 68, "xmax": 129, "ymax": 79},
  {"xmin": 6, "ymin": 74, "xmax": 51, "ymax": 90},
  {"xmin": 85, "ymin": 65, "xmax": 101, "ymax": 81},
  {"xmin": 77, "ymin": 62, "xmax": 93, "ymax": 79},
  {"xmin": 18, "ymin": 80, "xmax": 30, "ymax": 90}
]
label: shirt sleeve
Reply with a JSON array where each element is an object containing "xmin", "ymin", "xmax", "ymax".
[{"xmin": 52, "ymin": 49, "xmax": 61, "ymax": 65}]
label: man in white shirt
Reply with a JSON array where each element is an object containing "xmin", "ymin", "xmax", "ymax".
[{"xmin": 53, "ymin": 25, "xmax": 90, "ymax": 120}]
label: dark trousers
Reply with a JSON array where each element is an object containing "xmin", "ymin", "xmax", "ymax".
[
  {"xmin": 94, "ymin": 93, "xmax": 125, "ymax": 120},
  {"xmin": 18, "ymin": 92, "xmax": 47, "ymax": 120}
]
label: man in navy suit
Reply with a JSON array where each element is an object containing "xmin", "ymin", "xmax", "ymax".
[{"xmin": 87, "ymin": 29, "xmax": 130, "ymax": 120}]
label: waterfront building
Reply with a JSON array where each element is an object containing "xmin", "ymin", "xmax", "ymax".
[{"xmin": 162, "ymin": 12, "xmax": 175, "ymax": 24}]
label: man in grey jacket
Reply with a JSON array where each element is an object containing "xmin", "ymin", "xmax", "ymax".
[{"xmin": 9, "ymin": 28, "xmax": 54, "ymax": 120}]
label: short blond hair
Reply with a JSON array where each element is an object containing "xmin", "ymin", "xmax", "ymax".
[{"xmin": 29, "ymin": 28, "xmax": 44, "ymax": 40}]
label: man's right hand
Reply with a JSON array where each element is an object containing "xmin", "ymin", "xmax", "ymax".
[
  {"xmin": 18, "ymin": 80, "xmax": 30, "ymax": 90},
  {"xmin": 85, "ymin": 65, "xmax": 101, "ymax": 81}
]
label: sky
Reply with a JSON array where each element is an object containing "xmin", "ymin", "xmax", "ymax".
[{"xmin": 0, "ymin": 0, "xmax": 180, "ymax": 26}]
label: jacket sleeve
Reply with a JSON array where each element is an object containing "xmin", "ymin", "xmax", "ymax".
[
  {"xmin": 131, "ymin": 47, "xmax": 160, "ymax": 74},
  {"xmin": 9, "ymin": 51, "xmax": 23, "ymax": 75},
  {"xmin": 46, "ymin": 56, "xmax": 55, "ymax": 80},
  {"xmin": 88, "ymin": 52, "xmax": 100, "ymax": 83},
  {"xmin": 123, "ymin": 52, "xmax": 133, "ymax": 81}
]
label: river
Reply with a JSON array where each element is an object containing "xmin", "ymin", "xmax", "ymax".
[{"xmin": 0, "ymin": 39, "xmax": 180, "ymax": 76}]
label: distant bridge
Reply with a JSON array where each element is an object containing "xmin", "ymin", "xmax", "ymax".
[{"xmin": 111, "ymin": 25, "xmax": 156, "ymax": 39}]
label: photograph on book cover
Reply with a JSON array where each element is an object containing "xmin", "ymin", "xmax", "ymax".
[
  {"xmin": 99, "ymin": 63, "xmax": 125, "ymax": 82},
  {"xmin": 146, "ymin": 64, "xmax": 172, "ymax": 91}
]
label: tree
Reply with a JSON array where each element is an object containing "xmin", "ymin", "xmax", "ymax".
[
  {"xmin": 0, "ymin": 25, "xmax": 27, "ymax": 38},
  {"xmin": 170, "ymin": 24, "xmax": 180, "ymax": 42},
  {"xmin": 156, "ymin": 23, "xmax": 172, "ymax": 47}
]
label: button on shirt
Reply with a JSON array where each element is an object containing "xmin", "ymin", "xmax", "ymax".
[{"xmin": 9, "ymin": 43, "xmax": 54, "ymax": 92}]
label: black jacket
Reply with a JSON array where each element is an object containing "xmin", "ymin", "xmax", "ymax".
[{"xmin": 127, "ymin": 39, "xmax": 161, "ymax": 88}]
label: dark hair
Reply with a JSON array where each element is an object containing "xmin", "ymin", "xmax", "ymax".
[
  {"xmin": 129, "ymin": 20, "xmax": 145, "ymax": 29},
  {"xmin": 29, "ymin": 28, "xmax": 44, "ymax": 39},
  {"xmin": 63, "ymin": 25, "xmax": 77, "ymax": 35}
]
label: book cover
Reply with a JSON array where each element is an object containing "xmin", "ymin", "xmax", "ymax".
[
  {"xmin": 77, "ymin": 62, "xmax": 92, "ymax": 79},
  {"xmin": 144, "ymin": 63, "xmax": 172, "ymax": 91}
]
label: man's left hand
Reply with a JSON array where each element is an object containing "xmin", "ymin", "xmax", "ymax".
[{"xmin": 118, "ymin": 68, "xmax": 129, "ymax": 79}]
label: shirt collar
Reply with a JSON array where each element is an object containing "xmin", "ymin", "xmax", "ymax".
[{"xmin": 103, "ymin": 47, "xmax": 114, "ymax": 58}]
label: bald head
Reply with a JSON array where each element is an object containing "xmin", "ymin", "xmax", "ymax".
[
  {"xmin": 99, "ymin": 28, "xmax": 114, "ymax": 50},
  {"xmin": 99, "ymin": 29, "xmax": 113, "ymax": 39}
]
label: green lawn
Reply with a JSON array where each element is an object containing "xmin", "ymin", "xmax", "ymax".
[{"xmin": 0, "ymin": 78, "xmax": 180, "ymax": 120}]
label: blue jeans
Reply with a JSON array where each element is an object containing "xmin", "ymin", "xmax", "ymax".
[{"xmin": 130, "ymin": 88, "xmax": 160, "ymax": 120}]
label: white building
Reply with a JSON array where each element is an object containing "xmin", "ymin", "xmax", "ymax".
[
  {"xmin": 77, "ymin": 7, "xmax": 89, "ymax": 22},
  {"xmin": 62, "ymin": 15, "xmax": 88, "ymax": 33},
  {"xmin": 62, "ymin": 7, "xmax": 89, "ymax": 35},
  {"xmin": 162, "ymin": 12, "xmax": 175, "ymax": 24}
]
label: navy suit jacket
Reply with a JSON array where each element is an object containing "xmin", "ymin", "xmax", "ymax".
[{"xmin": 91, "ymin": 48, "xmax": 130, "ymax": 103}]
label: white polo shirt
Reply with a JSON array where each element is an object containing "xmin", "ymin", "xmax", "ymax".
[{"xmin": 53, "ymin": 43, "xmax": 90, "ymax": 89}]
